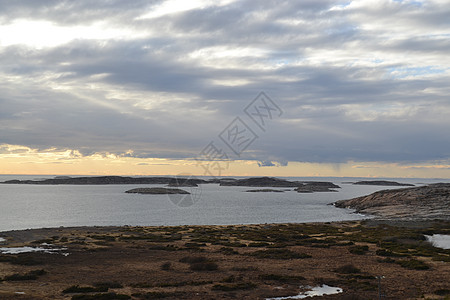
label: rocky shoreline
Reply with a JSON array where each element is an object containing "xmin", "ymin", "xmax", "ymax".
[{"xmin": 334, "ymin": 183, "xmax": 450, "ymax": 220}]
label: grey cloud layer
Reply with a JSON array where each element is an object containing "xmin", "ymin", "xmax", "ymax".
[{"xmin": 0, "ymin": 0, "xmax": 449, "ymax": 164}]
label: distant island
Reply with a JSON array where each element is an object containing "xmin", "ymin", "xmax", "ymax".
[
  {"xmin": 353, "ymin": 180, "xmax": 414, "ymax": 186},
  {"xmin": 334, "ymin": 183, "xmax": 450, "ymax": 220},
  {"xmin": 220, "ymin": 177, "xmax": 340, "ymax": 192},
  {"xmin": 0, "ymin": 176, "xmax": 207, "ymax": 186},
  {"xmin": 125, "ymin": 188, "xmax": 190, "ymax": 195},
  {"xmin": 219, "ymin": 177, "xmax": 299, "ymax": 187},
  {"xmin": 1, "ymin": 176, "xmax": 341, "ymax": 193},
  {"xmin": 245, "ymin": 189, "xmax": 286, "ymax": 193},
  {"xmin": 295, "ymin": 182, "xmax": 340, "ymax": 193}
]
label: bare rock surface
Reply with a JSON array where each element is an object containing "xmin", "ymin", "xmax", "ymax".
[{"xmin": 334, "ymin": 183, "xmax": 450, "ymax": 220}]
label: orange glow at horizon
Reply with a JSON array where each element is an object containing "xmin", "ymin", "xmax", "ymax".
[{"xmin": 1, "ymin": 144, "xmax": 450, "ymax": 178}]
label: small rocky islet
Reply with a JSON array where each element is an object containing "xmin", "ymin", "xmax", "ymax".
[
  {"xmin": 353, "ymin": 180, "xmax": 415, "ymax": 186},
  {"xmin": 125, "ymin": 188, "xmax": 190, "ymax": 195},
  {"xmin": 245, "ymin": 189, "xmax": 286, "ymax": 193}
]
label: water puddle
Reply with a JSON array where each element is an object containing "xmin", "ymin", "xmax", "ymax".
[
  {"xmin": 426, "ymin": 234, "xmax": 450, "ymax": 249},
  {"xmin": 0, "ymin": 246, "xmax": 69, "ymax": 256},
  {"xmin": 266, "ymin": 285, "xmax": 343, "ymax": 299}
]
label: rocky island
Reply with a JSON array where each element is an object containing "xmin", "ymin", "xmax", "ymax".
[
  {"xmin": 125, "ymin": 188, "xmax": 190, "ymax": 195},
  {"xmin": 296, "ymin": 182, "xmax": 340, "ymax": 193},
  {"xmin": 334, "ymin": 183, "xmax": 450, "ymax": 220},
  {"xmin": 1, "ymin": 176, "xmax": 207, "ymax": 186},
  {"xmin": 245, "ymin": 189, "xmax": 286, "ymax": 193},
  {"xmin": 220, "ymin": 177, "xmax": 340, "ymax": 193},
  {"xmin": 353, "ymin": 180, "xmax": 415, "ymax": 186},
  {"xmin": 219, "ymin": 177, "xmax": 299, "ymax": 187}
]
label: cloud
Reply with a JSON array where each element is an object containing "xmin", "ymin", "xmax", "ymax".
[
  {"xmin": 0, "ymin": 0, "xmax": 449, "ymax": 167},
  {"xmin": 257, "ymin": 160, "xmax": 289, "ymax": 167},
  {"xmin": 257, "ymin": 161, "xmax": 276, "ymax": 167}
]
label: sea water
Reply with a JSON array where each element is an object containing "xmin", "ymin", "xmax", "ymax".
[{"xmin": 0, "ymin": 175, "xmax": 446, "ymax": 232}]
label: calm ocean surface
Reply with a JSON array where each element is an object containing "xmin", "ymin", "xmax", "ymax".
[{"xmin": 0, "ymin": 175, "xmax": 448, "ymax": 232}]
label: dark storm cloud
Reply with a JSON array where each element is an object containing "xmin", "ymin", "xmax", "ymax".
[{"xmin": 0, "ymin": 0, "xmax": 449, "ymax": 164}]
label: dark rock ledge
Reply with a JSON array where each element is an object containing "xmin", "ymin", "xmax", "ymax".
[
  {"xmin": 125, "ymin": 188, "xmax": 190, "ymax": 195},
  {"xmin": 245, "ymin": 189, "xmax": 286, "ymax": 193}
]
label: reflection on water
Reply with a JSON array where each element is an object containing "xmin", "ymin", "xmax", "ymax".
[
  {"xmin": 426, "ymin": 234, "xmax": 450, "ymax": 249},
  {"xmin": 266, "ymin": 285, "xmax": 343, "ymax": 299}
]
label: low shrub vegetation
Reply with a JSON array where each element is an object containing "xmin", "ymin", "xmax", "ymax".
[
  {"xmin": 179, "ymin": 256, "xmax": 207, "ymax": 264},
  {"xmin": 247, "ymin": 249, "xmax": 312, "ymax": 259},
  {"xmin": 396, "ymin": 259, "xmax": 430, "ymax": 270},
  {"xmin": 71, "ymin": 293, "xmax": 130, "ymax": 300},
  {"xmin": 190, "ymin": 261, "xmax": 218, "ymax": 271},
  {"xmin": 131, "ymin": 291, "xmax": 183, "ymax": 299},
  {"xmin": 94, "ymin": 282, "xmax": 123, "ymax": 289},
  {"xmin": 334, "ymin": 264, "xmax": 361, "ymax": 274},
  {"xmin": 375, "ymin": 249, "xmax": 406, "ymax": 257},
  {"xmin": 212, "ymin": 282, "xmax": 257, "ymax": 291},
  {"xmin": 160, "ymin": 262, "xmax": 172, "ymax": 270},
  {"xmin": 259, "ymin": 274, "xmax": 306, "ymax": 282},
  {"xmin": 3, "ymin": 269, "xmax": 46, "ymax": 281},
  {"xmin": 434, "ymin": 289, "xmax": 450, "ymax": 296},
  {"xmin": 63, "ymin": 285, "xmax": 108, "ymax": 293},
  {"xmin": 217, "ymin": 247, "xmax": 238, "ymax": 255},
  {"xmin": 0, "ymin": 254, "xmax": 42, "ymax": 265},
  {"xmin": 349, "ymin": 245, "xmax": 369, "ymax": 255},
  {"xmin": 179, "ymin": 256, "xmax": 219, "ymax": 271}
]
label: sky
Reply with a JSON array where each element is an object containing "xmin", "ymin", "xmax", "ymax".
[{"xmin": 0, "ymin": 0, "xmax": 449, "ymax": 178}]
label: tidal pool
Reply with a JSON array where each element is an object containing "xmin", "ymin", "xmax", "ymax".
[
  {"xmin": 0, "ymin": 246, "xmax": 68, "ymax": 255},
  {"xmin": 266, "ymin": 285, "xmax": 343, "ymax": 299},
  {"xmin": 426, "ymin": 234, "xmax": 450, "ymax": 249}
]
